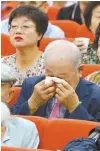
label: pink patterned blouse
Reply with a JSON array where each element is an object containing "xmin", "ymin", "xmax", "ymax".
[{"xmin": 1, "ymin": 53, "xmax": 45, "ymax": 85}]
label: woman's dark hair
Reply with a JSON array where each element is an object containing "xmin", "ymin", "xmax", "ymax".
[
  {"xmin": 84, "ymin": 1, "xmax": 100, "ymax": 30},
  {"xmin": 8, "ymin": 5, "xmax": 48, "ymax": 46},
  {"xmin": 94, "ymin": 23, "xmax": 100, "ymax": 49}
]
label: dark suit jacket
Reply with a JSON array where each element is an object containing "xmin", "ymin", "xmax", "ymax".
[
  {"xmin": 11, "ymin": 76, "xmax": 100, "ymax": 122},
  {"xmin": 57, "ymin": 2, "xmax": 83, "ymax": 25}
]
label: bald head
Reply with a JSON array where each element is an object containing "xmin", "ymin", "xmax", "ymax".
[{"xmin": 45, "ymin": 40, "xmax": 82, "ymax": 70}]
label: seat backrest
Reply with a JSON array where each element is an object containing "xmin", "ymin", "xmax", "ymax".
[
  {"xmin": 1, "ymin": 34, "xmax": 16, "ymax": 56},
  {"xmin": 76, "ymin": 24, "xmax": 95, "ymax": 43},
  {"xmin": 1, "ymin": 146, "xmax": 51, "ymax": 151},
  {"xmin": 82, "ymin": 64, "xmax": 100, "ymax": 78},
  {"xmin": 9, "ymin": 87, "xmax": 21, "ymax": 107},
  {"xmin": 51, "ymin": 20, "xmax": 81, "ymax": 38},
  {"xmin": 39, "ymin": 37, "xmax": 75, "ymax": 52},
  {"xmin": 1, "ymin": 1, "xmax": 17, "ymax": 19},
  {"xmin": 18, "ymin": 116, "xmax": 100, "ymax": 150},
  {"xmin": 47, "ymin": 6, "xmax": 60, "ymax": 20}
]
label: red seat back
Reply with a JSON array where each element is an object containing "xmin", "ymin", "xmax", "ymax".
[
  {"xmin": 1, "ymin": 34, "xmax": 16, "ymax": 57},
  {"xmin": 76, "ymin": 24, "xmax": 95, "ymax": 43},
  {"xmin": 47, "ymin": 7, "xmax": 60, "ymax": 20},
  {"xmin": 14, "ymin": 116, "xmax": 100, "ymax": 150},
  {"xmin": 82, "ymin": 64, "xmax": 100, "ymax": 78},
  {"xmin": 51, "ymin": 20, "xmax": 81, "ymax": 38}
]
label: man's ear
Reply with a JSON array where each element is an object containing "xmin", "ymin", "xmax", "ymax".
[
  {"xmin": 78, "ymin": 64, "xmax": 84, "ymax": 77},
  {"xmin": 7, "ymin": 88, "xmax": 15, "ymax": 103}
]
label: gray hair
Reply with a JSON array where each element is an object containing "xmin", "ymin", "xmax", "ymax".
[
  {"xmin": 44, "ymin": 40, "xmax": 82, "ymax": 70},
  {"xmin": 1, "ymin": 102, "xmax": 10, "ymax": 127},
  {"xmin": 1, "ymin": 63, "xmax": 17, "ymax": 85}
]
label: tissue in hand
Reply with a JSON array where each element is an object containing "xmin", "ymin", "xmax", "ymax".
[{"xmin": 45, "ymin": 76, "xmax": 65, "ymax": 84}]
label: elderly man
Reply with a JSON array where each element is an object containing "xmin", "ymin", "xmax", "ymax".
[
  {"xmin": 1, "ymin": 63, "xmax": 39, "ymax": 148},
  {"xmin": 11, "ymin": 40, "xmax": 100, "ymax": 122}
]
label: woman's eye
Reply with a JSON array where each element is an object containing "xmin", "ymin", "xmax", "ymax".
[
  {"xmin": 11, "ymin": 25, "xmax": 17, "ymax": 28},
  {"xmin": 23, "ymin": 25, "xmax": 29, "ymax": 28}
]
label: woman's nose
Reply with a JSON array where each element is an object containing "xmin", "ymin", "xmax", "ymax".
[{"xmin": 16, "ymin": 26, "xmax": 23, "ymax": 33}]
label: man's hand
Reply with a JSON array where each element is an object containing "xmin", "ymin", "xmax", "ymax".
[
  {"xmin": 55, "ymin": 80, "xmax": 80, "ymax": 113},
  {"xmin": 28, "ymin": 80, "xmax": 55, "ymax": 114}
]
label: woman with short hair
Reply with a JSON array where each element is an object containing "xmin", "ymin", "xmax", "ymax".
[{"xmin": 2, "ymin": 5, "xmax": 48, "ymax": 86}]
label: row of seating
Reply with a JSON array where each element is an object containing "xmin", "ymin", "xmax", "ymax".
[
  {"xmin": 1, "ymin": 20, "xmax": 94, "ymax": 57},
  {"xmin": 2, "ymin": 116, "xmax": 100, "ymax": 150},
  {"xmin": 1, "ymin": 34, "xmax": 75, "ymax": 56},
  {"xmin": 2, "ymin": 5, "xmax": 60, "ymax": 21}
]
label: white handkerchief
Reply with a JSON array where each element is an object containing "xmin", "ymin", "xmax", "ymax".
[{"xmin": 45, "ymin": 76, "xmax": 65, "ymax": 84}]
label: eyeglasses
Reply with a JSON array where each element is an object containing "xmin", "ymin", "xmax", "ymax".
[{"xmin": 8, "ymin": 24, "xmax": 36, "ymax": 32}]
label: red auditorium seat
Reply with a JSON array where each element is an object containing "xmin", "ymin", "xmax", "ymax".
[
  {"xmin": 1, "ymin": 34, "xmax": 16, "ymax": 56},
  {"xmin": 82, "ymin": 64, "xmax": 100, "ymax": 78},
  {"xmin": 47, "ymin": 6, "xmax": 60, "ymax": 20},
  {"xmin": 76, "ymin": 24, "xmax": 95, "ymax": 43},
  {"xmin": 3, "ymin": 116, "xmax": 99, "ymax": 150},
  {"xmin": 51, "ymin": 20, "xmax": 81, "ymax": 38}
]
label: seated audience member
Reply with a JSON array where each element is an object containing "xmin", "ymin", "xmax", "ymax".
[
  {"xmin": 82, "ymin": 2, "xmax": 100, "ymax": 64},
  {"xmin": 1, "ymin": 102, "xmax": 39, "ymax": 148},
  {"xmin": 1, "ymin": 63, "xmax": 39, "ymax": 148},
  {"xmin": 57, "ymin": 1, "xmax": 89, "ymax": 24},
  {"xmin": 86, "ymin": 24, "xmax": 100, "ymax": 85},
  {"xmin": 11, "ymin": 40, "xmax": 100, "ymax": 122},
  {"xmin": 53, "ymin": 1, "xmax": 77, "ymax": 8},
  {"xmin": 1, "ymin": 1, "xmax": 65, "ymax": 38},
  {"xmin": 33, "ymin": 1, "xmax": 65, "ymax": 38},
  {"xmin": 1, "ymin": 5, "xmax": 48, "ymax": 86},
  {"xmin": 1, "ymin": 63, "xmax": 17, "ymax": 103}
]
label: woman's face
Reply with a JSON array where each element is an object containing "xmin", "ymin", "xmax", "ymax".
[
  {"xmin": 90, "ymin": 5, "xmax": 100, "ymax": 33},
  {"xmin": 9, "ymin": 16, "xmax": 42, "ymax": 48}
]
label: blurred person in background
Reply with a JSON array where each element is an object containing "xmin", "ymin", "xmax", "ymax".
[
  {"xmin": 1, "ymin": 1, "xmax": 65, "ymax": 38},
  {"xmin": 53, "ymin": 1, "xmax": 77, "ymax": 8},
  {"xmin": 1, "ymin": 5, "xmax": 48, "ymax": 86},
  {"xmin": 57, "ymin": 1, "xmax": 89, "ymax": 24},
  {"xmin": 53, "ymin": 1, "xmax": 66, "ymax": 8},
  {"xmin": 1, "ymin": 1, "xmax": 17, "ymax": 20},
  {"xmin": 86, "ymin": 24, "xmax": 100, "ymax": 85},
  {"xmin": 31, "ymin": 1, "xmax": 65, "ymax": 38},
  {"xmin": 1, "ymin": 63, "xmax": 39, "ymax": 148},
  {"xmin": 82, "ymin": 1, "xmax": 100, "ymax": 64},
  {"xmin": 1, "ymin": 102, "xmax": 39, "ymax": 148},
  {"xmin": 48, "ymin": 1, "xmax": 77, "ymax": 8},
  {"xmin": 1, "ymin": 63, "xmax": 17, "ymax": 104}
]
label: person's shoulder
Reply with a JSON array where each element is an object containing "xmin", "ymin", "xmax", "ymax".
[
  {"xmin": 50, "ymin": 23, "xmax": 65, "ymax": 38},
  {"xmin": 1, "ymin": 54, "xmax": 16, "ymax": 64},
  {"xmin": 83, "ymin": 78, "xmax": 100, "ymax": 97},
  {"xmin": 24, "ymin": 75, "xmax": 45, "ymax": 85},
  {"xmin": 51, "ymin": 23, "xmax": 63, "ymax": 32},
  {"xmin": 10, "ymin": 117, "xmax": 36, "ymax": 129},
  {"xmin": 1, "ymin": 18, "xmax": 9, "ymax": 25},
  {"xmin": 59, "ymin": 3, "xmax": 76, "ymax": 13}
]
